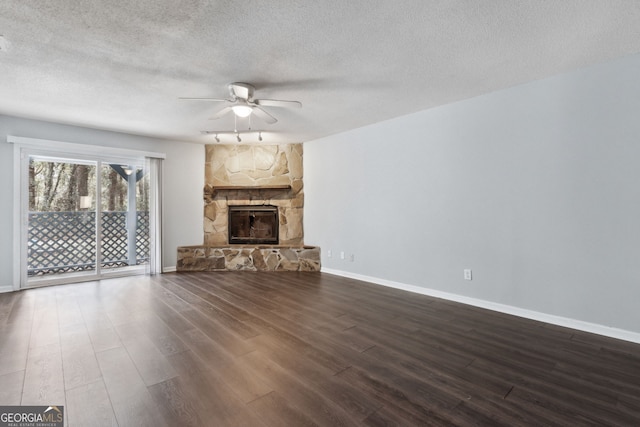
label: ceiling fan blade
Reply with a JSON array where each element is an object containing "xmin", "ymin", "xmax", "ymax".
[
  {"xmin": 179, "ymin": 97, "xmax": 228, "ymax": 102},
  {"xmin": 254, "ymin": 99, "xmax": 302, "ymax": 108},
  {"xmin": 252, "ymin": 106, "xmax": 278, "ymax": 124},
  {"xmin": 209, "ymin": 106, "xmax": 233, "ymax": 120}
]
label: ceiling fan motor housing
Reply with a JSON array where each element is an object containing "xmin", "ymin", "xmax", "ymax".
[{"xmin": 228, "ymin": 82, "xmax": 255, "ymax": 100}]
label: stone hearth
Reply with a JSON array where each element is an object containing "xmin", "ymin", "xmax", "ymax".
[{"xmin": 177, "ymin": 245, "xmax": 320, "ymax": 271}]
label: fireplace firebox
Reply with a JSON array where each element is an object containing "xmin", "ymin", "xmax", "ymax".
[{"xmin": 228, "ymin": 205, "xmax": 279, "ymax": 244}]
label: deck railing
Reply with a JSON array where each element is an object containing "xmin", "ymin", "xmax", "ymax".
[{"xmin": 27, "ymin": 211, "xmax": 150, "ymax": 276}]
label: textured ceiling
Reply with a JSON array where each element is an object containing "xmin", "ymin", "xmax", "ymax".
[{"xmin": 2, "ymin": 1, "xmax": 640, "ymax": 144}]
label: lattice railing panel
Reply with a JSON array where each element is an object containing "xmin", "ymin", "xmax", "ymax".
[
  {"xmin": 101, "ymin": 212, "xmax": 127, "ymax": 263},
  {"xmin": 28, "ymin": 212, "xmax": 96, "ymax": 275},
  {"xmin": 136, "ymin": 212, "xmax": 150, "ymax": 262},
  {"xmin": 28, "ymin": 211, "xmax": 150, "ymax": 276}
]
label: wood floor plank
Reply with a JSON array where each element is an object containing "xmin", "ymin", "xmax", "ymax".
[
  {"xmin": 5, "ymin": 291, "xmax": 36, "ymax": 327},
  {"xmin": 240, "ymin": 350, "xmax": 360, "ymax": 426},
  {"xmin": 158, "ymin": 275, "xmax": 260, "ymax": 338},
  {"xmin": 80, "ymin": 309, "xmax": 115, "ymax": 334},
  {"xmin": 250, "ymin": 316, "xmax": 352, "ymax": 375},
  {"xmin": 21, "ymin": 342, "xmax": 66, "ymax": 407},
  {"xmin": 65, "ymin": 379, "xmax": 118, "ymax": 427},
  {"xmin": 172, "ymin": 286, "xmax": 264, "ymax": 339},
  {"xmin": 95, "ymin": 346, "xmax": 167, "ymax": 427},
  {"xmin": 164, "ymin": 275, "xmax": 253, "ymax": 321},
  {"xmin": 151, "ymin": 331, "xmax": 189, "ymax": 356},
  {"xmin": 147, "ymin": 377, "xmax": 205, "ymax": 427},
  {"xmin": 362, "ymin": 404, "xmax": 454, "ymax": 427},
  {"xmin": 254, "ymin": 336, "xmax": 383, "ymax": 422},
  {"xmin": 618, "ymin": 395, "xmax": 640, "ymax": 420},
  {"xmin": 87, "ymin": 327, "xmax": 122, "ymax": 353},
  {"xmin": 95, "ymin": 346, "xmax": 147, "ymax": 401},
  {"xmin": 177, "ymin": 327, "xmax": 235, "ymax": 369},
  {"xmin": 248, "ymin": 391, "xmax": 319, "ymax": 427},
  {"xmin": 0, "ymin": 292, "xmax": 18, "ymax": 327},
  {"xmin": 178, "ymin": 307, "xmax": 256, "ymax": 357},
  {"xmin": 29, "ymin": 305, "xmax": 59, "ymax": 349},
  {"xmin": 121, "ymin": 335, "xmax": 177, "ymax": 387},
  {"xmin": 175, "ymin": 367, "xmax": 268, "ymax": 427},
  {"xmin": 165, "ymin": 350, "xmax": 210, "ymax": 378},
  {"xmin": 154, "ymin": 343, "xmax": 269, "ymax": 427},
  {"xmin": 505, "ymin": 385, "xmax": 621, "ymax": 426},
  {"xmin": 144, "ymin": 298, "xmax": 195, "ymax": 335},
  {"xmin": 0, "ymin": 326, "xmax": 30, "ymax": 377},
  {"xmin": 56, "ymin": 295, "xmax": 85, "ymax": 329},
  {"xmin": 347, "ymin": 319, "xmax": 474, "ymax": 371},
  {"xmin": 0, "ymin": 370, "xmax": 25, "ymax": 405},
  {"xmin": 363, "ymin": 343, "xmax": 510, "ymax": 399},
  {"xmin": 508, "ymin": 380, "xmax": 639, "ymax": 425},
  {"xmin": 61, "ymin": 343, "xmax": 102, "ymax": 391},
  {"xmin": 59, "ymin": 322, "xmax": 93, "ymax": 349},
  {"xmin": 214, "ymin": 357, "xmax": 273, "ymax": 404}
]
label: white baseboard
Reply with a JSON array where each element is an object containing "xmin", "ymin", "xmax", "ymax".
[
  {"xmin": 322, "ymin": 267, "xmax": 640, "ymax": 345},
  {"xmin": 163, "ymin": 266, "xmax": 177, "ymax": 273},
  {"xmin": 0, "ymin": 284, "xmax": 15, "ymax": 293}
]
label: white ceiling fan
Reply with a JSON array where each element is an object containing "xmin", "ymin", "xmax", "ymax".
[{"xmin": 180, "ymin": 82, "xmax": 302, "ymax": 124}]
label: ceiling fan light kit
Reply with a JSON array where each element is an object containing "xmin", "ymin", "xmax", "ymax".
[
  {"xmin": 182, "ymin": 82, "xmax": 301, "ymax": 141},
  {"xmin": 231, "ymin": 104, "xmax": 253, "ymax": 118}
]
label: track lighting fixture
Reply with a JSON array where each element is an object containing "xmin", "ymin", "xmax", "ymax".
[{"xmin": 201, "ymin": 130, "xmax": 268, "ymax": 143}]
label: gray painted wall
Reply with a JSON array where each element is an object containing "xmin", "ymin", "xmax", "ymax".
[
  {"xmin": 304, "ymin": 52, "xmax": 640, "ymax": 334},
  {"xmin": 0, "ymin": 115, "xmax": 204, "ymax": 288}
]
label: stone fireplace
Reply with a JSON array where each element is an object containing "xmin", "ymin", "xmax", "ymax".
[
  {"xmin": 203, "ymin": 144, "xmax": 304, "ymax": 246},
  {"xmin": 176, "ymin": 143, "xmax": 320, "ymax": 272}
]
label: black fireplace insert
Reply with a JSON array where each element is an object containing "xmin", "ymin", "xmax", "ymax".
[{"xmin": 228, "ymin": 205, "xmax": 279, "ymax": 244}]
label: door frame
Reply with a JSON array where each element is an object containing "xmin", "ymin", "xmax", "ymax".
[{"xmin": 9, "ymin": 136, "xmax": 165, "ymax": 290}]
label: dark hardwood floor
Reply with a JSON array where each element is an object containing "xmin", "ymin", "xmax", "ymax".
[{"xmin": 1, "ymin": 272, "xmax": 639, "ymax": 426}]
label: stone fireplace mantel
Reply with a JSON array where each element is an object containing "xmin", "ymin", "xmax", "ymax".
[{"xmin": 208, "ymin": 184, "xmax": 292, "ymax": 193}]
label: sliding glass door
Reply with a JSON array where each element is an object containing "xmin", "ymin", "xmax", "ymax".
[{"xmin": 24, "ymin": 154, "xmax": 151, "ymax": 287}]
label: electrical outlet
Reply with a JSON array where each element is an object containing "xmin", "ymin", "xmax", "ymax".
[
  {"xmin": 464, "ymin": 269, "xmax": 472, "ymax": 281},
  {"xmin": 327, "ymin": 249, "xmax": 332, "ymax": 258},
  {"xmin": 340, "ymin": 251, "xmax": 345, "ymax": 260}
]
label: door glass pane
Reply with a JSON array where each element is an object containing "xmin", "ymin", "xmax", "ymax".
[
  {"xmin": 27, "ymin": 157, "xmax": 97, "ymax": 279},
  {"xmin": 100, "ymin": 164, "xmax": 149, "ymax": 272}
]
